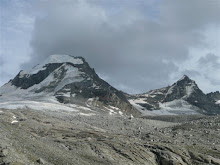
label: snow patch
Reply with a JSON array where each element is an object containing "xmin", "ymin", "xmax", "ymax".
[
  {"xmin": 140, "ymin": 109, "xmax": 176, "ymax": 116},
  {"xmin": 86, "ymin": 98, "xmax": 99, "ymax": 107},
  {"xmin": 118, "ymin": 111, "xmax": 123, "ymax": 115},
  {"xmin": 104, "ymin": 106, "xmax": 117, "ymax": 115},
  {"xmin": 185, "ymin": 84, "xmax": 196, "ymax": 97},
  {"xmin": 56, "ymin": 92, "xmax": 72, "ymax": 98},
  {"xmin": 55, "ymin": 65, "xmax": 84, "ymax": 92},
  {"xmin": 129, "ymin": 98, "xmax": 156, "ymax": 111},
  {"xmin": 158, "ymin": 99, "xmax": 199, "ymax": 115},
  {"xmin": 11, "ymin": 120, "xmax": 18, "ymax": 124},
  {"xmin": 129, "ymin": 99, "xmax": 146, "ymax": 111},
  {"xmin": 79, "ymin": 113, "xmax": 95, "ymax": 116},
  {"xmin": 109, "ymin": 105, "xmax": 119, "ymax": 110},
  {"xmin": 166, "ymin": 84, "xmax": 176, "ymax": 95},
  {"xmin": 154, "ymin": 91, "xmax": 163, "ymax": 95},
  {"xmin": 216, "ymin": 100, "xmax": 220, "ymax": 105}
]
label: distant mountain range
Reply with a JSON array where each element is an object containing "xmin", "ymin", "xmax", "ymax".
[
  {"xmin": 0, "ymin": 54, "xmax": 219, "ymax": 116},
  {"xmin": 128, "ymin": 75, "xmax": 220, "ymax": 115}
]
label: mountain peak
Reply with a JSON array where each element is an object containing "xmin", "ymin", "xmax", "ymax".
[
  {"xmin": 177, "ymin": 75, "xmax": 192, "ymax": 82},
  {"xmin": 163, "ymin": 75, "xmax": 200, "ymax": 103},
  {"xmin": 129, "ymin": 75, "xmax": 220, "ymax": 115},
  {"xmin": 0, "ymin": 54, "xmax": 140, "ymax": 117},
  {"xmin": 21, "ymin": 54, "xmax": 84, "ymax": 76},
  {"xmin": 42, "ymin": 54, "xmax": 84, "ymax": 65}
]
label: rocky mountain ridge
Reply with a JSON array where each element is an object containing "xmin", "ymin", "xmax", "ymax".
[
  {"xmin": 0, "ymin": 54, "xmax": 140, "ymax": 117},
  {"xmin": 128, "ymin": 75, "xmax": 220, "ymax": 115},
  {"xmin": 0, "ymin": 55, "xmax": 219, "ymax": 116},
  {"xmin": 207, "ymin": 91, "xmax": 220, "ymax": 103}
]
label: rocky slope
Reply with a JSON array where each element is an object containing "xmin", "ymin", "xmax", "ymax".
[
  {"xmin": 128, "ymin": 75, "xmax": 220, "ymax": 115},
  {"xmin": 0, "ymin": 108, "xmax": 219, "ymax": 165},
  {"xmin": 0, "ymin": 54, "xmax": 140, "ymax": 117},
  {"xmin": 207, "ymin": 91, "xmax": 220, "ymax": 104}
]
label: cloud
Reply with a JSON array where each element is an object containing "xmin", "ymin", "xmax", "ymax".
[
  {"xmin": 198, "ymin": 53, "xmax": 220, "ymax": 68},
  {"xmin": 197, "ymin": 53, "xmax": 220, "ymax": 87},
  {"xmin": 1, "ymin": 0, "xmax": 220, "ymax": 94},
  {"xmin": 0, "ymin": 0, "xmax": 33, "ymax": 85},
  {"xmin": 159, "ymin": 0, "xmax": 220, "ymax": 30},
  {"xmin": 0, "ymin": 57, "xmax": 4, "ymax": 66}
]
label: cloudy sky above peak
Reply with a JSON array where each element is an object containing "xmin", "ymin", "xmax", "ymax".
[{"xmin": 0, "ymin": 0, "xmax": 220, "ymax": 94}]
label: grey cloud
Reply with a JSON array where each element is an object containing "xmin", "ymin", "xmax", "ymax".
[
  {"xmin": 198, "ymin": 53, "xmax": 220, "ymax": 68},
  {"xmin": 197, "ymin": 53, "xmax": 220, "ymax": 87},
  {"xmin": 0, "ymin": 59, "xmax": 13, "ymax": 84},
  {"xmin": 159, "ymin": 0, "xmax": 220, "ymax": 30},
  {"xmin": 181, "ymin": 70, "xmax": 201, "ymax": 77},
  {"xmin": 24, "ymin": 0, "xmax": 220, "ymax": 93},
  {"xmin": 0, "ymin": 57, "xmax": 4, "ymax": 66}
]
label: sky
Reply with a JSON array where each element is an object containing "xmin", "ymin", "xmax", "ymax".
[{"xmin": 0, "ymin": 0, "xmax": 220, "ymax": 94}]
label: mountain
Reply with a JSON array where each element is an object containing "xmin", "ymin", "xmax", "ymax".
[
  {"xmin": 128, "ymin": 75, "xmax": 220, "ymax": 115},
  {"xmin": 207, "ymin": 91, "xmax": 220, "ymax": 104},
  {"xmin": 0, "ymin": 55, "xmax": 219, "ymax": 116},
  {"xmin": 0, "ymin": 54, "xmax": 140, "ymax": 117}
]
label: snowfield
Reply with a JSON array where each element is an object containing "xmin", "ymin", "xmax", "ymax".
[
  {"xmin": 0, "ymin": 100, "xmax": 79, "ymax": 112},
  {"xmin": 0, "ymin": 96, "xmax": 126, "ymax": 117},
  {"xmin": 129, "ymin": 98, "xmax": 199, "ymax": 116}
]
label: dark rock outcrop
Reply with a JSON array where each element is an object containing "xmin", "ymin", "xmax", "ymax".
[{"xmin": 207, "ymin": 91, "xmax": 220, "ymax": 101}]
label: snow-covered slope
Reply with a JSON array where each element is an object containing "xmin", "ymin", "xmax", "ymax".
[
  {"xmin": 0, "ymin": 55, "xmax": 85, "ymax": 99},
  {"xmin": 0, "ymin": 54, "xmax": 140, "ymax": 117},
  {"xmin": 128, "ymin": 75, "xmax": 220, "ymax": 115}
]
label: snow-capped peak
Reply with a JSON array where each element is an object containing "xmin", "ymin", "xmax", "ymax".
[
  {"xmin": 0, "ymin": 54, "xmax": 140, "ymax": 117},
  {"xmin": 41, "ymin": 54, "xmax": 84, "ymax": 65},
  {"xmin": 22, "ymin": 54, "xmax": 84, "ymax": 75}
]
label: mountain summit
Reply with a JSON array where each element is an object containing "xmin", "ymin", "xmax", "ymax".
[
  {"xmin": 164, "ymin": 75, "xmax": 200, "ymax": 102},
  {"xmin": 0, "ymin": 56, "xmax": 219, "ymax": 116},
  {"xmin": 129, "ymin": 75, "xmax": 220, "ymax": 115},
  {"xmin": 0, "ymin": 54, "xmax": 140, "ymax": 117}
]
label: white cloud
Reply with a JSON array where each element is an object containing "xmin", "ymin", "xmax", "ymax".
[{"xmin": 0, "ymin": 0, "xmax": 34, "ymax": 85}]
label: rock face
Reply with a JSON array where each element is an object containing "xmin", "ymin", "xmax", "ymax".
[
  {"xmin": 207, "ymin": 91, "xmax": 220, "ymax": 102},
  {"xmin": 164, "ymin": 75, "xmax": 219, "ymax": 114},
  {"xmin": 0, "ymin": 54, "xmax": 140, "ymax": 117},
  {"xmin": 128, "ymin": 75, "xmax": 220, "ymax": 115}
]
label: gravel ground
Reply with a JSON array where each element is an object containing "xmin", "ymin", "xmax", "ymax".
[{"xmin": 0, "ymin": 108, "xmax": 220, "ymax": 165}]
